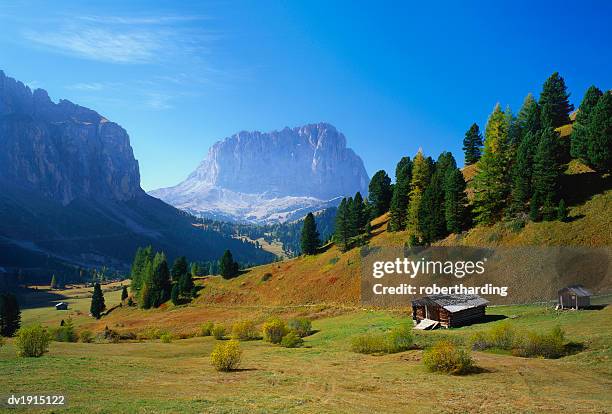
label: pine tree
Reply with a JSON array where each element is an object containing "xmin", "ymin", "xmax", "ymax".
[
  {"xmin": 121, "ymin": 285, "xmax": 128, "ymax": 302},
  {"xmin": 130, "ymin": 246, "xmax": 152, "ymax": 293},
  {"xmin": 510, "ymin": 130, "xmax": 539, "ymax": 213},
  {"xmin": 50, "ymin": 275, "xmax": 57, "ymax": 290},
  {"xmin": 219, "ymin": 250, "xmax": 239, "ymax": 279},
  {"xmin": 539, "ymin": 72, "xmax": 574, "ymax": 129},
  {"xmin": 532, "ymin": 128, "xmax": 564, "ymax": 221},
  {"xmin": 406, "ymin": 150, "xmax": 431, "ymax": 236},
  {"xmin": 368, "ymin": 170, "xmax": 392, "ymax": 217},
  {"xmin": 0, "ymin": 293, "xmax": 21, "ymax": 336},
  {"xmin": 90, "ymin": 282, "xmax": 106, "ymax": 319},
  {"xmin": 150, "ymin": 252, "xmax": 171, "ymax": 307},
  {"xmin": 586, "ymin": 92, "xmax": 612, "ymax": 172},
  {"xmin": 388, "ymin": 157, "xmax": 412, "ymax": 231},
  {"xmin": 418, "ymin": 171, "xmax": 446, "ymax": 244},
  {"xmin": 352, "ymin": 192, "xmax": 368, "ymax": 233},
  {"xmin": 570, "ymin": 86, "xmax": 603, "ymax": 161},
  {"xmin": 171, "ymin": 283, "xmax": 180, "ymax": 305},
  {"xmin": 472, "ymin": 104, "xmax": 512, "ymax": 224},
  {"xmin": 334, "ymin": 198, "xmax": 351, "ymax": 251},
  {"xmin": 444, "ymin": 168, "xmax": 468, "ymax": 233},
  {"xmin": 516, "ymin": 93, "xmax": 541, "ymax": 141},
  {"xmin": 300, "ymin": 212, "xmax": 320, "ymax": 255},
  {"xmin": 179, "ymin": 273, "xmax": 194, "ymax": 297},
  {"xmin": 462, "ymin": 123, "xmax": 483, "ymax": 165},
  {"xmin": 171, "ymin": 256, "xmax": 189, "ymax": 282},
  {"xmin": 557, "ymin": 199, "xmax": 568, "ymax": 222}
]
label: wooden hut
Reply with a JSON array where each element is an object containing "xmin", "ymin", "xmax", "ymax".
[
  {"xmin": 55, "ymin": 302, "xmax": 68, "ymax": 310},
  {"xmin": 411, "ymin": 294, "xmax": 488, "ymax": 328},
  {"xmin": 558, "ymin": 285, "xmax": 592, "ymax": 309}
]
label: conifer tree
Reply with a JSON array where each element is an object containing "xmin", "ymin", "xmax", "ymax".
[
  {"xmin": 418, "ymin": 171, "xmax": 446, "ymax": 244},
  {"xmin": 178, "ymin": 273, "xmax": 194, "ymax": 297},
  {"xmin": 462, "ymin": 123, "xmax": 483, "ymax": 165},
  {"xmin": 539, "ymin": 72, "xmax": 574, "ymax": 129},
  {"xmin": 219, "ymin": 250, "xmax": 239, "ymax": 279},
  {"xmin": 586, "ymin": 92, "xmax": 612, "ymax": 172},
  {"xmin": 300, "ymin": 212, "xmax": 320, "ymax": 255},
  {"xmin": 388, "ymin": 157, "xmax": 412, "ymax": 231},
  {"xmin": 171, "ymin": 256, "xmax": 189, "ymax": 282},
  {"xmin": 510, "ymin": 130, "xmax": 539, "ymax": 213},
  {"xmin": 50, "ymin": 275, "xmax": 57, "ymax": 290},
  {"xmin": 368, "ymin": 170, "xmax": 392, "ymax": 217},
  {"xmin": 130, "ymin": 245, "xmax": 152, "ymax": 293},
  {"xmin": 0, "ymin": 293, "xmax": 21, "ymax": 336},
  {"xmin": 516, "ymin": 93, "xmax": 541, "ymax": 141},
  {"xmin": 334, "ymin": 198, "xmax": 351, "ymax": 251},
  {"xmin": 557, "ymin": 199, "xmax": 568, "ymax": 222},
  {"xmin": 352, "ymin": 192, "xmax": 368, "ymax": 233},
  {"xmin": 90, "ymin": 282, "xmax": 105, "ymax": 319},
  {"xmin": 171, "ymin": 283, "xmax": 180, "ymax": 305},
  {"xmin": 472, "ymin": 104, "xmax": 512, "ymax": 224},
  {"xmin": 444, "ymin": 168, "xmax": 468, "ymax": 233},
  {"xmin": 121, "ymin": 285, "xmax": 128, "ymax": 302},
  {"xmin": 570, "ymin": 86, "xmax": 603, "ymax": 161},
  {"xmin": 406, "ymin": 150, "xmax": 431, "ymax": 236},
  {"xmin": 150, "ymin": 252, "xmax": 171, "ymax": 307},
  {"xmin": 532, "ymin": 128, "xmax": 564, "ymax": 221}
]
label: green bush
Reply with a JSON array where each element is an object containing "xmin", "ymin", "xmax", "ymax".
[
  {"xmin": 50, "ymin": 319, "xmax": 78, "ymax": 342},
  {"xmin": 488, "ymin": 323, "xmax": 516, "ymax": 350},
  {"xmin": 200, "ymin": 322, "xmax": 214, "ymax": 337},
  {"xmin": 469, "ymin": 331, "xmax": 490, "ymax": 351},
  {"xmin": 160, "ymin": 333, "xmax": 173, "ymax": 343},
  {"xmin": 423, "ymin": 340, "xmax": 474, "ymax": 375},
  {"xmin": 15, "ymin": 325, "xmax": 51, "ymax": 357},
  {"xmin": 288, "ymin": 318, "xmax": 312, "ymax": 337},
  {"xmin": 210, "ymin": 340, "xmax": 242, "ymax": 371},
  {"xmin": 79, "ymin": 330, "xmax": 94, "ymax": 343},
  {"xmin": 212, "ymin": 324, "xmax": 226, "ymax": 340},
  {"xmin": 280, "ymin": 331, "xmax": 304, "ymax": 348},
  {"xmin": 137, "ymin": 327, "xmax": 169, "ymax": 340},
  {"xmin": 262, "ymin": 317, "xmax": 287, "ymax": 344},
  {"xmin": 231, "ymin": 320, "xmax": 258, "ymax": 341},
  {"xmin": 351, "ymin": 325, "xmax": 413, "ymax": 354},
  {"xmin": 512, "ymin": 326, "xmax": 565, "ymax": 359}
]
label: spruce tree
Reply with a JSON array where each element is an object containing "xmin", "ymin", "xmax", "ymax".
[
  {"xmin": 171, "ymin": 283, "xmax": 180, "ymax": 305},
  {"xmin": 150, "ymin": 252, "xmax": 171, "ymax": 307},
  {"xmin": 130, "ymin": 245, "xmax": 152, "ymax": 293},
  {"xmin": 557, "ymin": 199, "xmax": 568, "ymax": 222},
  {"xmin": 472, "ymin": 104, "xmax": 512, "ymax": 224},
  {"xmin": 219, "ymin": 250, "xmax": 238, "ymax": 279},
  {"xmin": 532, "ymin": 128, "xmax": 564, "ymax": 221},
  {"xmin": 368, "ymin": 170, "xmax": 392, "ymax": 217},
  {"xmin": 0, "ymin": 293, "xmax": 21, "ymax": 336},
  {"xmin": 121, "ymin": 285, "xmax": 128, "ymax": 302},
  {"xmin": 171, "ymin": 256, "xmax": 189, "ymax": 282},
  {"xmin": 516, "ymin": 93, "xmax": 541, "ymax": 141},
  {"xmin": 352, "ymin": 192, "xmax": 368, "ymax": 233},
  {"xmin": 586, "ymin": 92, "xmax": 612, "ymax": 172},
  {"xmin": 510, "ymin": 130, "xmax": 539, "ymax": 213},
  {"xmin": 462, "ymin": 123, "xmax": 483, "ymax": 165},
  {"xmin": 334, "ymin": 198, "xmax": 351, "ymax": 251},
  {"xmin": 570, "ymin": 86, "xmax": 603, "ymax": 161},
  {"xmin": 179, "ymin": 273, "xmax": 194, "ymax": 297},
  {"xmin": 300, "ymin": 212, "xmax": 320, "ymax": 255},
  {"xmin": 418, "ymin": 171, "xmax": 446, "ymax": 244},
  {"xmin": 406, "ymin": 150, "xmax": 431, "ymax": 236},
  {"xmin": 388, "ymin": 157, "xmax": 412, "ymax": 231},
  {"xmin": 444, "ymin": 168, "xmax": 468, "ymax": 233},
  {"xmin": 539, "ymin": 72, "xmax": 574, "ymax": 129},
  {"xmin": 90, "ymin": 282, "xmax": 105, "ymax": 319}
]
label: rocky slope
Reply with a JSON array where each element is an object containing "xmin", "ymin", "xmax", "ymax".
[
  {"xmin": 150, "ymin": 123, "xmax": 369, "ymax": 223},
  {"xmin": 0, "ymin": 71, "xmax": 273, "ymax": 281}
]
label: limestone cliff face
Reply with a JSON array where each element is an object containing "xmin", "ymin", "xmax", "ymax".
[
  {"xmin": 151, "ymin": 123, "xmax": 369, "ymax": 223},
  {"xmin": 0, "ymin": 70, "xmax": 142, "ymax": 205}
]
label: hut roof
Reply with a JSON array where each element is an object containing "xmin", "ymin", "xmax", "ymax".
[
  {"xmin": 559, "ymin": 285, "xmax": 592, "ymax": 297},
  {"xmin": 411, "ymin": 294, "xmax": 488, "ymax": 313}
]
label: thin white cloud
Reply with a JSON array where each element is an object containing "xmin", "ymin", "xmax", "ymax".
[
  {"xmin": 67, "ymin": 82, "xmax": 114, "ymax": 91},
  {"xmin": 75, "ymin": 14, "xmax": 208, "ymax": 25}
]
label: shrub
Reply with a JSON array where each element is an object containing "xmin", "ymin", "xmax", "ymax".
[
  {"xmin": 469, "ymin": 331, "xmax": 490, "ymax": 351},
  {"xmin": 99, "ymin": 327, "xmax": 121, "ymax": 343},
  {"xmin": 50, "ymin": 319, "xmax": 78, "ymax": 342},
  {"xmin": 288, "ymin": 318, "xmax": 312, "ymax": 337},
  {"xmin": 15, "ymin": 325, "xmax": 51, "ymax": 357},
  {"xmin": 262, "ymin": 317, "xmax": 287, "ymax": 344},
  {"xmin": 210, "ymin": 340, "xmax": 242, "ymax": 371},
  {"xmin": 200, "ymin": 322, "xmax": 214, "ymax": 337},
  {"xmin": 351, "ymin": 325, "xmax": 414, "ymax": 354},
  {"xmin": 231, "ymin": 320, "xmax": 258, "ymax": 341},
  {"xmin": 261, "ymin": 273, "xmax": 272, "ymax": 282},
  {"xmin": 386, "ymin": 324, "xmax": 414, "ymax": 353},
  {"xmin": 79, "ymin": 330, "xmax": 94, "ymax": 343},
  {"xmin": 423, "ymin": 340, "xmax": 474, "ymax": 375},
  {"xmin": 160, "ymin": 333, "xmax": 173, "ymax": 343},
  {"xmin": 488, "ymin": 322, "xmax": 516, "ymax": 350},
  {"xmin": 212, "ymin": 324, "xmax": 226, "ymax": 340},
  {"xmin": 512, "ymin": 326, "xmax": 565, "ymax": 359},
  {"xmin": 280, "ymin": 332, "xmax": 304, "ymax": 348}
]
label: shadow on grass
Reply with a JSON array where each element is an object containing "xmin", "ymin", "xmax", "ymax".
[
  {"xmin": 227, "ymin": 368, "xmax": 258, "ymax": 372},
  {"xmin": 584, "ymin": 304, "xmax": 608, "ymax": 310},
  {"xmin": 450, "ymin": 314, "xmax": 508, "ymax": 328},
  {"xmin": 564, "ymin": 342, "xmax": 586, "ymax": 356}
]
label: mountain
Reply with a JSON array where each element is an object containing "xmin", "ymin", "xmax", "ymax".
[
  {"xmin": 150, "ymin": 123, "xmax": 369, "ymax": 223},
  {"xmin": 0, "ymin": 70, "xmax": 273, "ymax": 282}
]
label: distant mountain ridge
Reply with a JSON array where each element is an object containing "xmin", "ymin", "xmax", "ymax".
[
  {"xmin": 150, "ymin": 123, "xmax": 369, "ymax": 223},
  {"xmin": 0, "ymin": 70, "xmax": 273, "ymax": 281}
]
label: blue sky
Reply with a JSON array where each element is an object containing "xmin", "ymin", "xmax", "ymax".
[{"xmin": 1, "ymin": 1, "xmax": 611, "ymax": 190}]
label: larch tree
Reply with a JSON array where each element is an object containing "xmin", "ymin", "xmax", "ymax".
[{"xmin": 406, "ymin": 150, "xmax": 431, "ymax": 237}]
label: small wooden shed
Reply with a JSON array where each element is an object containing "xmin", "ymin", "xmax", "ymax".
[
  {"xmin": 558, "ymin": 285, "xmax": 592, "ymax": 309},
  {"xmin": 55, "ymin": 302, "xmax": 68, "ymax": 310},
  {"xmin": 411, "ymin": 294, "xmax": 488, "ymax": 328}
]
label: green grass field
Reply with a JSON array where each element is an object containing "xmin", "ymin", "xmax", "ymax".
[{"xmin": 1, "ymin": 295, "xmax": 611, "ymax": 413}]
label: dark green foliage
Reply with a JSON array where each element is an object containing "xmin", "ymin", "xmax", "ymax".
[
  {"xmin": 389, "ymin": 157, "xmax": 412, "ymax": 231},
  {"xmin": 557, "ymin": 199, "xmax": 568, "ymax": 222},
  {"xmin": 171, "ymin": 256, "xmax": 189, "ymax": 282},
  {"xmin": 130, "ymin": 246, "xmax": 153, "ymax": 293},
  {"xmin": 462, "ymin": 123, "xmax": 483, "ymax": 165},
  {"xmin": 444, "ymin": 168, "xmax": 469, "ymax": 233},
  {"xmin": 300, "ymin": 212, "xmax": 320, "ymax": 255},
  {"xmin": 219, "ymin": 250, "xmax": 239, "ymax": 279},
  {"xmin": 0, "ymin": 293, "xmax": 21, "ymax": 336},
  {"xmin": 121, "ymin": 285, "xmax": 128, "ymax": 302},
  {"xmin": 510, "ymin": 131, "xmax": 539, "ymax": 213},
  {"xmin": 178, "ymin": 272, "xmax": 194, "ymax": 297},
  {"xmin": 571, "ymin": 86, "xmax": 603, "ymax": 160},
  {"xmin": 529, "ymin": 192, "xmax": 541, "ymax": 222},
  {"xmin": 334, "ymin": 192, "xmax": 370, "ymax": 252},
  {"xmin": 90, "ymin": 282, "xmax": 105, "ymax": 319},
  {"xmin": 539, "ymin": 72, "xmax": 574, "ymax": 129},
  {"xmin": 148, "ymin": 252, "xmax": 172, "ymax": 307},
  {"xmin": 532, "ymin": 128, "xmax": 564, "ymax": 221},
  {"xmin": 50, "ymin": 318, "xmax": 77, "ymax": 342},
  {"xmin": 418, "ymin": 170, "xmax": 446, "ymax": 244},
  {"xmin": 516, "ymin": 93, "xmax": 541, "ymax": 141},
  {"xmin": 586, "ymin": 92, "xmax": 612, "ymax": 172},
  {"xmin": 368, "ymin": 170, "xmax": 392, "ymax": 217},
  {"xmin": 334, "ymin": 198, "xmax": 351, "ymax": 251},
  {"xmin": 351, "ymin": 192, "xmax": 368, "ymax": 233},
  {"xmin": 171, "ymin": 283, "xmax": 180, "ymax": 305}
]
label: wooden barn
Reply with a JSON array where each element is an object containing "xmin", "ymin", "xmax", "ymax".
[
  {"xmin": 55, "ymin": 302, "xmax": 68, "ymax": 310},
  {"xmin": 558, "ymin": 285, "xmax": 592, "ymax": 309},
  {"xmin": 411, "ymin": 294, "xmax": 488, "ymax": 328}
]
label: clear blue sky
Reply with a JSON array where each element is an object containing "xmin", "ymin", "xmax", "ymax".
[{"xmin": 1, "ymin": 1, "xmax": 611, "ymax": 190}]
